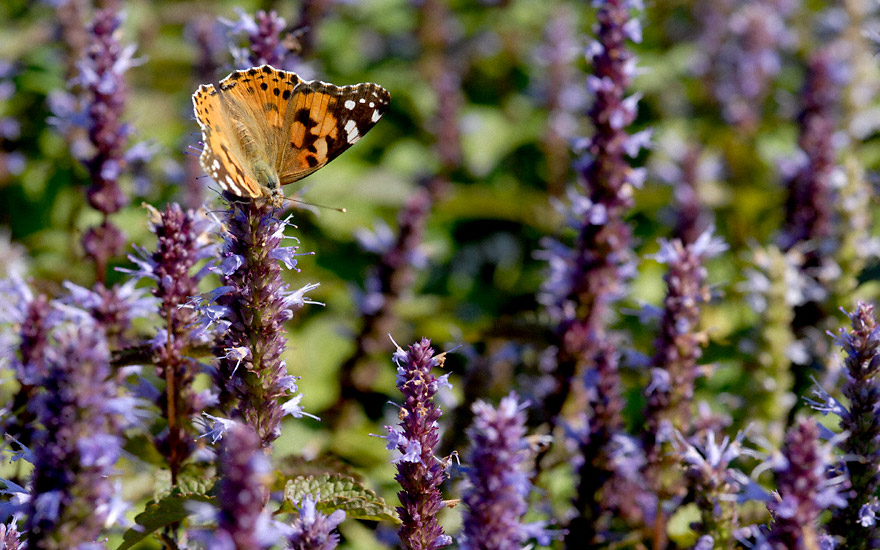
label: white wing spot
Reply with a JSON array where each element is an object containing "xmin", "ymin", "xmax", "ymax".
[
  {"xmin": 371, "ymin": 109, "xmax": 381, "ymax": 122},
  {"xmin": 344, "ymin": 100, "xmax": 356, "ymax": 110},
  {"xmin": 344, "ymin": 119, "xmax": 360, "ymax": 143},
  {"xmin": 359, "ymin": 98, "xmax": 366, "ymax": 103},
  {"xmin": 369, "ymin": 102, "xmax": 375, "ymax": 108}
]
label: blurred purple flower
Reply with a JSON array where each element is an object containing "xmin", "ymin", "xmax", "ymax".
[
  {"xmin": 0, "ymin": 519, "xmax": 22, "ymax": 549},
  {"xmin": 222, "ymin": 8, "xmax": 302, "ymax": 72},
  {"xmin": 675, "ymin": 430, "xmax": 749, "ymax": 547},
  {"xmin": 694, "ymin": 0, "xmax": 797, "ymax": 131},
  {"xmin": 460, "ymin": 393, "xmax": 549, "ymax": 550},
  {"xmin": 287, "ymin": 496, "xmax": 345, "ymax": 550},
  {"xmin": 59, "ymin": 278, "xmax": 156, "ymax": 350},
  {"xmin": 24, "ymin": 320, "xmax": 127, "ymax": 547},
  {"xmin": 123, "ymin": 203, "xmax": 216, "ymax": 479},
  {"xmin": 765, "ymin": 418, "xmax": 845, "ymax": 548},
  {"xmin": 73, "ymin": 4, "xmax": 144, "ymax": 278},
  {"xmin": 642, "ymin": 230, "xmax": 726, "ymax": 501},
  {"xmin": 190, "ymin": 422, "xmax": 279, "ymax": 549}
]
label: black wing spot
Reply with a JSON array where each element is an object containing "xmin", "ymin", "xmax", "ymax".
[
  {"xmin": 273, "ymin": 87, "xmax": 280, "ymax": 96},
  {"xmin": 282, "ymin": 89, "xmax": 291, "ymax": 100},
  {"xmin": 260, "ymin": 82, "xmax": 268, "ymax": 91},
  {"xmin": 247, "ymin": 68, "xmax": 258, "ymax": 75},
  {"xmin": 262, "ymin": 66, "xmax": 272, "ymax": 74},
  {"xmin": 295, "ymin": 109, "xmax": 312, "ymax": 126},
  {"xmin": 305, "ymin": 156, "xmax": 319, "ymax": 168},
  {"xmin": 307, "ymin": 143, "xmax": 318, "ymax": 153}
]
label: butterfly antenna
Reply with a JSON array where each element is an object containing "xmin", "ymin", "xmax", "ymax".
[{"xmin": 282, "ymin": 195, "xmax": 347, "ymax": 213}]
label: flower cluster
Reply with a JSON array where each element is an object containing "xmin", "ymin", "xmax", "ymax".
[
  {"xmin": 192, "ymin": 422, "xmax": 275, "ymax": 549},
  {"xmin": 764, "ymin": 418, "xmax": 845, "ymax": 547},
  {"xmin": 0, "ymin": 277, "xmax": 56, "ymax": 449},
  {"xmin": 204, "ymin": 200, "xmax": 316, "ymax": 447},
  {"xmin": 642, "ymin": 231, "xmax": 727, "ymax": 497},
  {"xmin": 76, "ymin": 4, "xmax": 143, "ymax": 279},
  {"xmin": 287, "ymin": 497, "xmax": 345, "ymax": 550},
  {"xmin": 537, "ymin": 0, "xmax": 646, "ymax": 428},
  {"xmin": 460, "ymin": 393, "xmax": 547, "ymax": 550},
  {"xmin": 383, "ymin": 338, "xmax": 452, "ymax": 550},
  {"xmin": 24, "ymin": 321, "xmax": 127, "ymax": 549},
  {"xmin": 825, "ymin": 302, "xmax": 880, "ymax": 548},
  {"xmin": 124, "ymin": 203, "xmax": 218, "ymax": 479},
  {"xmin": 223, "ymin": 8, "xmax": 298, "ymax": 71},
  {"xmin": 675, "ymin": 431, "xmax": 749, "ymax": 547},
  {"xmin": 695, "ymin": 0, "xmax": 797, "ymax": 130}
]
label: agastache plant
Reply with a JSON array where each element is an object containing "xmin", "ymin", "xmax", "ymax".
[
  {"xmin": 675, "ymin": 430, "xmax": 748, "ymax": 549},
  {"xmin": 190, "ymin": 422, "xmax": 275, "ymax": 549},
  {"xmin": 122, "ymin": 203, "xmax": 217, "ymax": 482},
  {"xmin": 780, "ymin": 49, "xmax": 840, "ymax": 413},
  {"xmin": 537, "ymin": 0, "xmax": 646, "ymax": 429},
  {"xmin": 287, "ymin": 496, "xmax": 345, "ymax": 550},
  {"xmin": 763, "ymin": 417, "xmax": 845, "ymax": 549},
  {"xmin": 191, "ymin": 10, "xmax": 315, "ymax": 449},
  {"xmin": 24, "ymin": 321, "xmax": 127, "ymax": 549},
  {"xmin": 207, "ymin": 200, "xmax": 316, "ymax": 448},
  {"xmin": 330, "ymin": 0, "xmax": 461, "ymax": 425},
  {"xmin": 76, "ymin": 4, "xmax": 140, "ymax": 281},
  {"xmin": 223, "ymin": 8, "xmax": 299, "ymax": 72},
  {"xmin": 460, "ymin": 393, "xmax": 547, "ymax": 550},
  {"xmin": 825, "ymin": 302, "xmax": 880, "ymax": 548},
  {"xmin": 642, "ymin": 231, "xmax": 727, "ymax": 502},
  {"xmin": 0, "ymin": 277, "xmax": 53, "ymax": 450},
  {"xmin": 383, "ymin": 338, "xmax": 452, "ymax": 550},
  {"xmin": 538, "ymin": 0, "xmax": 647, "ymax": 545},
  {"xmin": 695, "ymin": 0, "xmax": 797, "ymax": 131}
]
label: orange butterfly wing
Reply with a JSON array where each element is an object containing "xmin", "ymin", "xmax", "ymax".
[{"xmin": 192, "ymin": 65, "xmax": 390, "ymax": 201}]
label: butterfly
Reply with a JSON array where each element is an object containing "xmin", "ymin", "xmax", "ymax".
[{"xmin": 192, "ymin": 65, "xmax": 390, "ymax": 207}]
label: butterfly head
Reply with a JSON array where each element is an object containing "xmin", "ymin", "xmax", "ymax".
[{"xmin": 251, "ymin": 159, "xmax": 284, "ymax": 208}]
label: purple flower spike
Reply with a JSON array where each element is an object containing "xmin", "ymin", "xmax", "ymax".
[
  {"xmin": 215, "ymin": 423, "xmax": 272, "ymax": 549},
  {"xmin": 190, "ymin": 422, "xmax": 278, "ymax": 549},
  {"xmin": 74, "ymin": 4, "xmax": 142, "ymax": 279},
  {"xmin": 827, "ymin": 302, "xmax": 880, "ymax": 549},
  {"xmin": 127, "ymin": 203, "xmax": 215, "ymax": 480},
  {"xmin": 388, "ymin": 338, "xmax": 451, "ymax": 550},
  {"xmin": 223, "ymin": 8, "xmax": 298, "ymax": 71},
  {"xmin": 460, "ymin": 393, "xmax": 547, "ymax": 550},
  {"xmin": 537, "ymin": 0, "xmax": 645, "ymax": 431},
  {"xmin": 642, "ymin": 231, "xmax": 726, "ymax": 497},
  {"xmin": 210, "ymin": 201, "xmax": 315, "ymax": 447},
  {"xmin": 766, "ymin": 418, "xmax": 845, "ymax": 548},
  {"xmin": 780, "ymin": 50, "xmax": 837, "ymax": 252},
  {"xmin": 24, "ymin": 321, "xmax": 125, "ymax": 549},
  {"xmin": 287, "ymin": 496, "xmax": 346, "ymax": 550}
]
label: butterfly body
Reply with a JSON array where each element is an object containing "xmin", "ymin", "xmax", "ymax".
[{"xmin": 192, "ymin": 65, "xmax": 390, "ymax": 207}]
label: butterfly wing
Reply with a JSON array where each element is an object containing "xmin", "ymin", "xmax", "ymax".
[
  {"xmin": 192, "ymin": 65, "xmax": 306, "ymax": 199},
  {"xmin": 278, "ymin": 79, "xmax": 390, "ymax": 185},
  {"xmin": 192, "ymin": 82, "xmax": 263, "ymax": 199},
  {"xmin": 216, "ymin": 66, "xmax": 305, "ymax": 163}
]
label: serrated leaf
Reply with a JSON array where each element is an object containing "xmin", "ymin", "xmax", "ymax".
[
  {"xmin": 282, "ymin": 474, "xmax": 399, "ymax": 523},
  {"xmin": 116, "ymin": 492, "xmax": 215, "ymax": 550}
]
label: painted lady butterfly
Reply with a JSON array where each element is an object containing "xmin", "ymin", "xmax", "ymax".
[{"xmin": 192, "ymin": 65, "xmax": 390, "ymax": 207}]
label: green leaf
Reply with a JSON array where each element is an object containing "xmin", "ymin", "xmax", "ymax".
[
  {"xmin": 116, "ymin": 491, "xmax": 216, "ymax": 550},
  {"xmin": 281, "ymin": 474, "xmax": 399, "ymax": 523}
]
